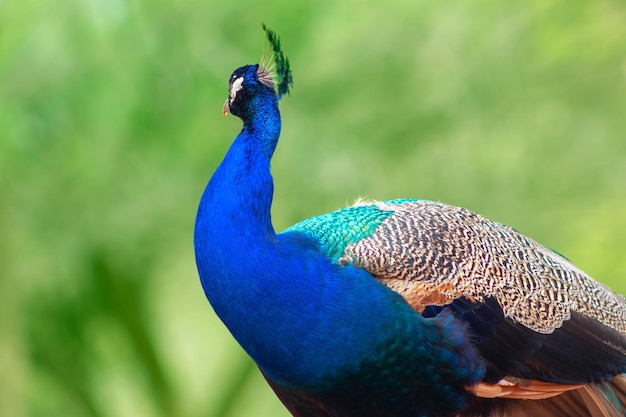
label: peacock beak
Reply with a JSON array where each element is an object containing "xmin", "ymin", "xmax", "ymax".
[{"xmin": 222, "ymin": 99, "xmax": 230, "ymax": 116}]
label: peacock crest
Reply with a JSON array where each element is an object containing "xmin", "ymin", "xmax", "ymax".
[
  {"xmin": 260, "ymin": 24, "xmax": 293, "ymax": 99},
  {"xmin": 222, "ymin": 25, "xmax": 293, "ymax": 116}
]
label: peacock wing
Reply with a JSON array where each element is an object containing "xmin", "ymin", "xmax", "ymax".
[{"xmin": 284, "ymin": 199, "xmax": 626, "ymax": 386}]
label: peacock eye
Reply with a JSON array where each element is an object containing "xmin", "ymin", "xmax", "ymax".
[{"xmin": 229, "ymin": 76, "xmax": 244, "ymax": 100}]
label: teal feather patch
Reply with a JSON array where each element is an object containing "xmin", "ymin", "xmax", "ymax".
[
  {"xmin": 284, "ymin": 200, "xmax": 419, "ymax": 262},
  {"xmin": 379, "ymin": 198, "xmax": 420, "ymax": 205},
  {"xmin": 262, "ymin": 24, "xmax": 293, "ymax": 99}
]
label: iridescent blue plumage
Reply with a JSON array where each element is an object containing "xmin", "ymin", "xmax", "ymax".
[
  {"xmin": 194, "ymin": 63, "xmax": 484, "ymax": 417},
  {"xmin": 195, "ymin": 28, "xmax": 626, "ymax": 417}
]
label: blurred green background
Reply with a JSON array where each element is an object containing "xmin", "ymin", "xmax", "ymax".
[{"xmin": 2, "ymin": 0, "xmax": 625, "ymax": 416}]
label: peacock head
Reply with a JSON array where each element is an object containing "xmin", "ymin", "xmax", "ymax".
[
  {"xmin": 222, "ymin": 25, "xmax": 293, "ymax": 119},
  {"xmin": 222, "ymin": 64, "xmax": 276, "ymax": 118}
]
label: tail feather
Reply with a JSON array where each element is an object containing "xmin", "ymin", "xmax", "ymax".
[
  {"xmin": 461, "ymin": 375, "xmax": 626, "ymax": 417},
  {"xmin": 579, "ymin": 384, "xmax": 620, "ymax": 417}
]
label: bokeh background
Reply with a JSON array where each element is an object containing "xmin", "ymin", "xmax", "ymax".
[{"xmin": 2, "ymin": 0, "xmax": 625, "ymax": 416}]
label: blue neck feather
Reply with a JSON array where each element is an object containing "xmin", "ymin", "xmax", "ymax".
[
  {"xmin": 205, "ymin": 93, "xmax": 280, "ymax": 234},
  {"xmin": 194, "ymin": 78, "xmax": 484, "ymax": 412}
]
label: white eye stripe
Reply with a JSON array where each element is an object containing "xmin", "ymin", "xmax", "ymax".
[{"xmin": 230, "ymin": 77, "xmax": 244, "ymax": 99}]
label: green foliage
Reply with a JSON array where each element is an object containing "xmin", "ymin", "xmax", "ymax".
[{"xmin": 1, "ymin": 0, "xmax": 625, "ymax": 416}]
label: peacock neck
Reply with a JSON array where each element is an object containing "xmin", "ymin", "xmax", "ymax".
[
  {"xmin": 200, "ymin": 96, "xmax": 281, "ymax": 237},
  {"xmin": 239, "ymin": 93, "xmax": 282, "ymax": 161}
]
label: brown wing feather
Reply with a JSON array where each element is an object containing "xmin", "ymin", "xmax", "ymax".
[
  {"xmin": 339, "ymin": 200, "xmax": 626, "ymax": 336},
  {"xmin": 470, "ymin": 379, "xmax": 583, "ymax": 400},
  {"xmin": 460, "ymin": 375, "xmax": 626, "ymax": 417}
]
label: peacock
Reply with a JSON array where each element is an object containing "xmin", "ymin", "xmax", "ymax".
[{"xmin": 194, "ymin": 26, "xmax": 626, "ymax": 417}]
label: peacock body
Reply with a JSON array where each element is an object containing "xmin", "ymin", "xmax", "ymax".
[{"xmin": 194, "ymin": 27, "xmax": 626, "ymax": 417}]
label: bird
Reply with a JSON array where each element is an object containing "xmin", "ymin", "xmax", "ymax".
[{"xmin": 194, "ymin": 26, "xmax": 626, "ymax": 417}]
